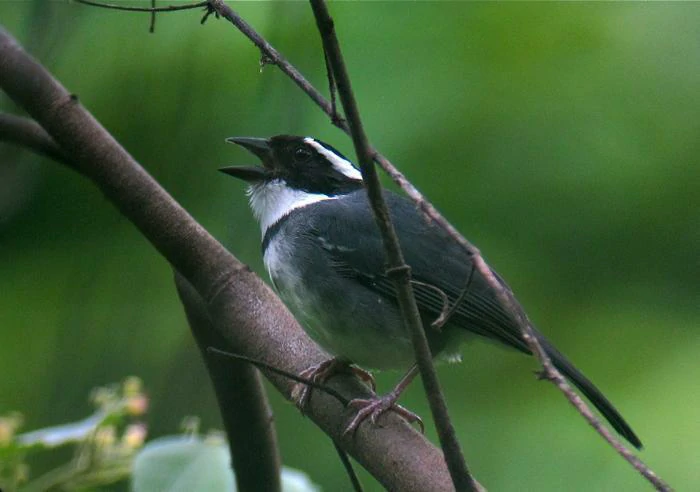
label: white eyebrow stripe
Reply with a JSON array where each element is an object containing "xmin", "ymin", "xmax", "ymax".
[{"xmin": 304, "ymin": 137, "xmax": 363, "ymax": 181}]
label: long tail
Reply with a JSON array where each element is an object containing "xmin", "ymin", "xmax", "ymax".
[{"xmin": 536, "ymin": 334, "xmax": 643, "ymax": 449}]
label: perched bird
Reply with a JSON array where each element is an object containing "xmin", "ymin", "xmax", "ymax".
[{"xmin": 221, "ymin": 134, "xmax": 642, "ymax": 449}]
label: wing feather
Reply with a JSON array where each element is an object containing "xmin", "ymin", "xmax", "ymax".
[{"xmin": 307, "ymin": 191, "xmax": 529, "ymax": 353}]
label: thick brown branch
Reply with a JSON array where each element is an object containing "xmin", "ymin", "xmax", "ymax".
[
  {"xmin": 309, "ymin": 2, "xmax": 477, "ymax": 491},
  {"xmin": 0, "ymin": 26, "xmax": 456, "ymax": 491}
]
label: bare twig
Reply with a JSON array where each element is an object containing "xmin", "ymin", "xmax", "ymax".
[
  {"xmin": 74, "ymin": 0, "xmax": 207, "ymax": 14},
  {"xmin": 149, "ymin": 0, "xmax": 156, "ymax": 33},
  {"xmin": 432, "ymin": 263, "xmax": 475, "ymax": 330},
  {"xmin": 410, "ymin": 280, "xmax": 450, "ymax": 330},
  {"xmin": 522, "ymin": 328, "xmax": 670, "ymax": 490},
  {"xmin": 322, "ymin": 46, "xmax": 340, "ymax": 125},
  {"xmin": 175, "ymin": 272, "xmax": 282, "ymax": 492},
  {"xmin": 0, "ymin": 26, "xmax": 457, "ymax": 491},
  {"xmin": 206, "ymin": 348, "xmax": 350, "ymax": 406},
  {"xmin": 309, "ymin": 2, "xmax": 477, "ymax": 491},
  {"xmin": 333, "ymin": 440, "xmax": 364, "ymax": 492},
  {"xmin": 206, "ymin": 0, "xmax": 347, "ymax": 129}
]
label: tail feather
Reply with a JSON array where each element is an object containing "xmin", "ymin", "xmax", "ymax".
[{"xmin": 536, "ymin": 334, "xmax": 643, "ymax": 450}]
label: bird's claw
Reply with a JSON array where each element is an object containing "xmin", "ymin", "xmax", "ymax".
[
  {"xmin": 343, "ymin": 396, "xmax": 424, "ymax": 435},
  {"xmin": 348, "ymin": 365, "xmax": 377, "ymax": 392},
  {"xmin": 291, "ymin": 359, "xmax": 336, "ymax": 412},
  {"xmin": 291, "ymin": 358, "xmax": 376, "ymax": 412}
]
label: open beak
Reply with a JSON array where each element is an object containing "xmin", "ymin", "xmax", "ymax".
[{"xmin": 219, "ymin": 137, "xmax": 273, "ymax": 182}]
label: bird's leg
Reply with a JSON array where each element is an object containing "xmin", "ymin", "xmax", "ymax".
[
  {"xmin": 292, "ymin": 357, "xmax": 376, "ymax": 411},
  {"xmin": 344, "ymin": 365, "xmax": 423, "ymax": 435}
]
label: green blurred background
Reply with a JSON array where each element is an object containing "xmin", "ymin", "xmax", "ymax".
[{"xmin": 1, "ymin": 2, "xmax": 698, "ymax": 490}]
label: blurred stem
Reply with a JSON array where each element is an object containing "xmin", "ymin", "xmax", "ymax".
[
  {"xmin": 333, "ymin": 440, "xmax": 363, "ymax": 492},
  {"xmin": 0, "ymin": 113, "xmax": 66, "ymax": 164}
]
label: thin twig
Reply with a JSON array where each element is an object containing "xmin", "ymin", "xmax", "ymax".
[
  {"xmin": 308, "ymin": 2, "xmax": 477, "ymax": 491},
  {"xmin": 149, "ymin": 0, "xmax": 156, "ymax": 33},
  {"xmin": 207, "ymin": 348, "xmax": 350, "ymax": 406},
  {"xmin": 322, "ymin": 45, "xmax": 340, "ymax": 125},
  {"xmin": 205, "ymin": 0, "xmax": 346, "ymax": 129},
  {"xmin": 522, "ymin": 326, "xmax": 670, "ymax": 490},
  {"xmin": 333, "ymin": 440, "xmax": 364, "ymax": 492},
  {"xmin": 74, "ymin": 0, "xmax": 207, "ymax": 14},
  {"xmin": 432, "ymin": 263, "xmax": 475, "ymax": 330},
  {"xmin": 410, "ymin": 280, "xmax": 450, "ymax": 330},
  {"xmin": 0, "ymin": 113, "xmax": 67, "ymax": 164}
]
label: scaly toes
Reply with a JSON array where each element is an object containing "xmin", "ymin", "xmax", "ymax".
[
  {"xmin": 292, "ymin": 358, "xmax": 347, "ymax": 411},
  {"xmin": 343, "ymin": 398, "xmax": 386, "ymax": 435},
  {"xmin": 343, "ymin": 397, "xmax": 422, "ymax": 435}
]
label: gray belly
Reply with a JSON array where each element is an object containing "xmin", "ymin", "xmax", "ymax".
[{"xmin": 264, "ymin": 236, "xmax": 465, "ymax": 370}]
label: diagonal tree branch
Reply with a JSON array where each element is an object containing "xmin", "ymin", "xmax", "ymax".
[{"xmin": 0, "ymin": 26, "xmax": 456, "ymax": 491}]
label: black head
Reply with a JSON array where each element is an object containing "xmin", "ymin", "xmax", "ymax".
[{"xmin": 220, "ymin": 135, "xmax": 364, "ymax": 196}]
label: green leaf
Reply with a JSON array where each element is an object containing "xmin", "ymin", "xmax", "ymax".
[
  {"xmin": 132, "ymin": 436, "xmax": 233, "ymax": 492},
  {"xmin": 132, "ymin": 435, "xmax": 321, "ymax": 492}
]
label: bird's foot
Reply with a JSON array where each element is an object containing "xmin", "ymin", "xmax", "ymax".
[
  {"xmin": 347, "ymin": 365, "xmax": 377, "ymax": 392},
  {"xmin": 344, "ymin": 393, "xmax": 424, "ymax": 435},
  {"xmin": 291, "ymin": 358, "xmax": 376, "ymax": 411}
]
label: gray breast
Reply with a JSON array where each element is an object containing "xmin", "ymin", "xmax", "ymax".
[{"xmin": 262, "ymin": 213, "xmax": 419, "ymax": 370}]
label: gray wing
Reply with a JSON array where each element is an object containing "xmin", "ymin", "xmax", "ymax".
[{"xmin": 305, "ymin": 191, "xmax": 530, "ymax": 353}]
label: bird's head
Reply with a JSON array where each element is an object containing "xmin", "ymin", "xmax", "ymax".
[
  {"xmin": 221, "ymin": 135, "xmax": 364, "ymax": 235},
  {"xmin": 221, "ymin": 135, "xmax": 363, "ymax": 195}
]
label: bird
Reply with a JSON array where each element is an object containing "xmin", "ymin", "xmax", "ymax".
[{"xmin": 220, "ymin": 134, "xmax": 642, "ymax": 449}]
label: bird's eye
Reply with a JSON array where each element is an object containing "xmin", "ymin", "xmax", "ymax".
[{"xmin": 294, "ymin": 147, "xmax": 311, "ymax": 162}]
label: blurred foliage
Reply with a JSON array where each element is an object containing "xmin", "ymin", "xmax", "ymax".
[
  {"xmin": 0, "ymin": 377, "xmax": 147, "ymax": 491},
  {"xmin": 0, "ymin": 377, "xmax": 318, "ymax": 492},
  {"xmin": 0, "ymin": 2, "xmax": 698, "ymax": 491}
]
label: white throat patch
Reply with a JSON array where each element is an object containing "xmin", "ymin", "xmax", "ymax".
[
  {"xmin": 247, "ymin": 180, "xmax": 333, "ymax": 237},
  {"xmin": 304, "ymin": 137, "xmax": 363, "ymax": 181}
]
